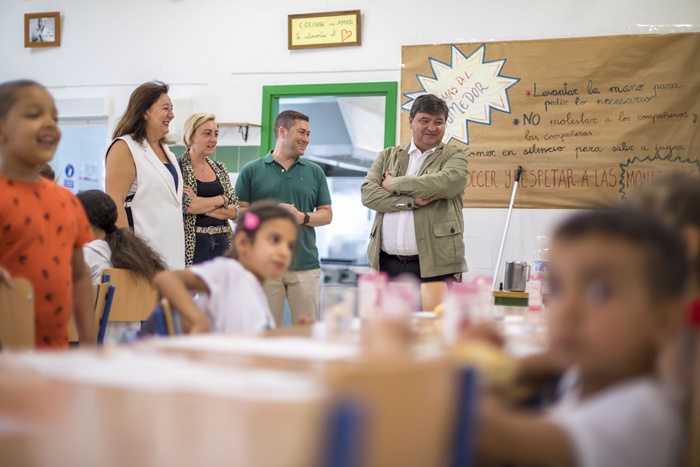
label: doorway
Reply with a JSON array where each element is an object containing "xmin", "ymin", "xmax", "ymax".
[
  {"xmin": 260, "ymin": 82, "xmax": 398, "ymax": 162},
  {"xmin": 260, "ymin": 81, "xmax": 398, "ymax": 288}
]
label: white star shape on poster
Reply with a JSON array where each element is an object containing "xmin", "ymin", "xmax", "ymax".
[{"xmin": 402, "ymin": 44, "xmax": 520, "ymax": 145}]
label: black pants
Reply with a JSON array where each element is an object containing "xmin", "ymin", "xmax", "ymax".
[
  {"xmin": 379, "ymin": 250, "xmax": 459, "ymax": 283},
  {"xmin": 193, "ymin": 232, "xmax": 229, "ymax": 265}
]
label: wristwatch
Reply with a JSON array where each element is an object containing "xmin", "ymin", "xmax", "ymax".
[{"xmin": 303, "ymin": 212, "xmax": 310, "ymax": 225}]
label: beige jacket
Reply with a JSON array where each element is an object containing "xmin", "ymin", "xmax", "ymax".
[{"xmin": 361, "ymin": 141, "xmax": 469, "ymax": 278}]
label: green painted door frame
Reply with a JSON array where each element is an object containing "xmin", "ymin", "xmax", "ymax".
[{"xmin": 260, "ymin": 82, "xmax": 398, "ymax": 157}]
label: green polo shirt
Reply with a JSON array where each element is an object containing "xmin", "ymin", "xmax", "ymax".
[{"xmin": 235, "ymin": 152, "xmax": 332, "ymax": 271}]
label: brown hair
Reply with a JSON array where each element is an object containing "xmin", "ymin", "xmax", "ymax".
[
  {"xmin": 112, "ymin": 81, "xmax": 172, "ymax": 145},
  {"xmin": 225, "ymin": 201, "xmax": 298, "ymax": 259},
  {"xmin": 273, "ymin": 110, "xmax": 309, "ymax": 139},
  {"xmin": 38, "ymin": 164, "xmax": 56, "ymax": 181},
  {"xmin": 77, "ymin": 190, "xmax": 167, "ymax": 281},
  {"xmin": 0, "ymin": 79, "xmax": 43, "ymax": 120},
  {"xmin": 627, "ymin": 172, "xmax": 700, "ymax": 279},
  {"xmin": 554, "ymin": 207, "xmax": 689, "ymax": 303}
]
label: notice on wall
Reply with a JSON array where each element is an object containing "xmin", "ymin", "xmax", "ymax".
[
  {"xmin": 401, "ymin": 33, "xmax": 700, "ymax": 208},
  {"xmin": 288, "ymin": 10, "xmax": 361, "ymax": 50}
]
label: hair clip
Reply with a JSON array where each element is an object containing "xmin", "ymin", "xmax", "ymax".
[{"xmin": 243, "ymin": 212, "xmax": 260, "ymax": 231}]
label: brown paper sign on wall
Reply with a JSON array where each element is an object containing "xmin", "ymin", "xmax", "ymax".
[{"xmin": 401, "ymin": 33, "xmax": 700, "ymax": 208}]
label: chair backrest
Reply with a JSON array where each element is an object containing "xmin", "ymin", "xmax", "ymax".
[
  {"xmin": 161, "ymin": 298, "xmax": 184, "ymax": 336},
  {"xmin": 95, "ymin": 283, "xmax": 116, "ymax": 344},
  {"xmin": 102, "ymin": 268, "xmax": 159, "ymax": 322},
  {"xmin": 0, "ymin": 278, "xmax": 35, "ymax": 350},
  {"xmin": 324, "ymin": 357, "xmax": 457, "ymax": 467},
  {"xmin": 320, "ymin": 399, "xmax": 366, "ymax": 467},
  {"xmin": 68, "ymin": 282, "xmax": 115, "ymax": 345},
  {"xmin": 421, "ymin": 282, "xmax": 447, "ymax": 312},
  {"xmin": 449, "ymin": 367, "xmax": 479, "ymax": 467},
  {"xmin": 144, "ymin": 298, "xmax": 183, "ymax": 337}
]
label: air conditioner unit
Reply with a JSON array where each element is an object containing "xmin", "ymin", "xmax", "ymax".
[{"xmin": 56, "ymin": 97, "xmax": 112, "ymax": 122}]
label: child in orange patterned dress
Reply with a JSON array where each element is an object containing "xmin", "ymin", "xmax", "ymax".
[{"xmin": 0, "ymin": 80, "xmax": 95, "ymax": 348}]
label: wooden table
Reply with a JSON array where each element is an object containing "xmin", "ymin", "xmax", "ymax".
[
  {"xmin": 0, "ymin": 347, "xmax": 328, "ymax": 467},
  {"xmin": 0, "ymin": 309, "xmax": 547, "ymax": 467}
]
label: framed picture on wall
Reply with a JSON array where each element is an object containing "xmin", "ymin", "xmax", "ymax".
[{"xmin": 24, "ymin": 12, "xmax": 61, "ymax": 48}]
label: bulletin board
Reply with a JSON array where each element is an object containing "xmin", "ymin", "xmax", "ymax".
[{"xmin": 401, "ymin": 33, "xmax": 700, "ymax": 208}]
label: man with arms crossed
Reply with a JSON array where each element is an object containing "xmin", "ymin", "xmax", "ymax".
[
  {"xmin": 235, "ymin": 110, "xmax": 332, "ymax": 325},
  {"xmin": 361, "ymin": 94, "xmax": 468, "ymax": 282}
]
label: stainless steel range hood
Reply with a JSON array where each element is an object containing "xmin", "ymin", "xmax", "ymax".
[{"xmin": 278, "ymin": 95, "xmax": 386, "ymax": 175}]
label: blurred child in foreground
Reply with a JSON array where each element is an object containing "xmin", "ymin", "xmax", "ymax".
[
  {"xmin": 628, "ymin": 172, "xmax": 700, "ymax": 466},
  {"xmin": 477, "ymin": 208, "xmax": 687, "ymax": 467}
]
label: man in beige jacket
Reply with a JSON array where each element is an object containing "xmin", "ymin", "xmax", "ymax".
[{"xmin": 361, "ymin": 94, "xmax": 468, "ymax": 281}]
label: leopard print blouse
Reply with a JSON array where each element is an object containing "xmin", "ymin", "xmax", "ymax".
[{"xmin": 178, "ymin": 151, "xmax": 239, "ymax": 267}]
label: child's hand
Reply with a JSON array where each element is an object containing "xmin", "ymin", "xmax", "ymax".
[
  {"xmin": 462, "ymin": 322, "xmax": 505, "ymax": 348},
  {"xmin": 188, "ymin": 318, "xmax": 211, "ymax": 334},
  {"xmin": 0, "ymin": 267, "xmax": 13, "ymax": 288}
]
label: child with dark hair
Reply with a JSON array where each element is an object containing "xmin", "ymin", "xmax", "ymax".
[
  {"xmin": 477, "ymin": 208, "xmax": 687, "ymax": 467},
  {"xmin": 77, "ymin": 189, "xmax": 167, "ymax": 285},
  {"xmin": 0, "ymin": 80, "xmax": 95, "ymax": 348},
  {"xmin": 627, "ymin": 171, "xmax": 700, "ymax": 465},
  {"xmin": 153, "ymin": 202, "xmax": 298, "ymax": 334}
]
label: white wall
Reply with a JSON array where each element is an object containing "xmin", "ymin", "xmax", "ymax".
[{"xmin": 3, "ymin": 0, "xmax": 698, "ymax": 280}]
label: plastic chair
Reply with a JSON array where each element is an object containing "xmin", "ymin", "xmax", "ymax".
[
  {"xmin": 140, "ymin": 298, "xmax": 184, "ymax": 337},
  {"xmin": 324, "ymin": 357, "xmax": 457, "ymax": 467},
  {"xmin": 97, "ymin": 284, "xmax": 116, "ymax": 344},
  {"xmin": 0, "ymin": 278, "xmax": 35, "ymax": 350},
  {"xmin": 320, "ymin": 399, "xmax": 365, "ymax": 467},
  {"xmin": 68, "ymin": 281, "xmax": 115, "ymax": 345}
]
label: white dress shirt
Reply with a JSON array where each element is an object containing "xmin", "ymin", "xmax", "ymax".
[{"xmin": 381, "ymin": 141, "xmax": 436, "ymax": 256}]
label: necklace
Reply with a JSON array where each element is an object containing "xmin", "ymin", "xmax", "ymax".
[
  {"xmin": 191, "ymin": 158, "xmax": 213, "ymax": 181},
  {"xmin": 193, "ymin": 165, "xmax": 210, "ymax": 178}
]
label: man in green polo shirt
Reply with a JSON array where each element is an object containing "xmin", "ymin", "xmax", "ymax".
[{"xmin": 235, "ymin": 110, "xmax": 332, "ymax": 325}]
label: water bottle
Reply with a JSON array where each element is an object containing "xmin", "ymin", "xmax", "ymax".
[{"xmin": 532, "ymin": 236, "xmax": 550, "ymax": 294}]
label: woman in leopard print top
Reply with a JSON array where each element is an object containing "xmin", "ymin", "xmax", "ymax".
[{"xmin": 178, "ymin": 113, "xmax": 239, "ymax": 267}]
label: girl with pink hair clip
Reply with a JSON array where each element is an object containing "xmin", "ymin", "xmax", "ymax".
[{"xmin": 153, "ymin": 202, "xmax": 299, "ymax": 334}]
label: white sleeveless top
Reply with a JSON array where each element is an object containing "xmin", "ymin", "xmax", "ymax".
[{"xmin": 110, "ymin": 135, "xmax": 185, "ymax": 270}]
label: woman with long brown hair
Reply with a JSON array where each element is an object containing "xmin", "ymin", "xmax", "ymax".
[{"xmin": 105, "ymin": 81, "xmax": 185, "ymax": 269}]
